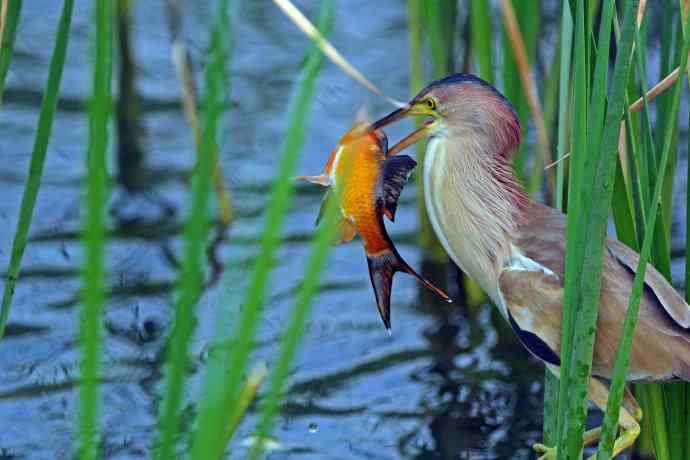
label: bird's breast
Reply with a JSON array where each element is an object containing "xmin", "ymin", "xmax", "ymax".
[{"xmin": 422, "ymin": 135, "xmax": 512, "ymax": 304}]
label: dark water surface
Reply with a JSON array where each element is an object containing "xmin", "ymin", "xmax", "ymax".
[{"xmin": 1, "ymin": 1, "xmax": 687, "ymax": 459}]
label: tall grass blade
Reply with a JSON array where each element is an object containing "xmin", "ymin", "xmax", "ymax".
[
  {"xmin": 555, "ymin": 0, "xmax": 588, "ymax": 452},
  {"xmin": 167, "ymin": 0, "xmax": 234, "ymax": 227},
  {"xmin": 78, "ymin": 0, "xmax": 113, "ymax": 458},
  {"xmin": 557, "ymin": 1, "xmax": 640, "ymax": 458},
  {"xmin": 0, "ymin": 0, "xmax": 21, "ymax": 105},
  {"xmin": 0, "ymin": 0, "xmax": 74, "ymax": 341},
  {"xmin": 469, "ymin": 0, "xmax": 493, "ymax": 83},
  {"xmin": 418, "ymin": 0, "xmax": 454, "ymax": 264},
  {"xmin": 596, "ymin": 14, "xmax": 690, "ymax": 459},
  {"xmin": 543, "ymin": 2, "xmax": 573, "ymax": 445},
  {"xmin": 499, "ymin": 0, "xmax": 552, "ymax": 199},
  {"xmin": 555, "ymin": 4, "xmax": 573, "ymax": 212},
  {"xmin": 271, "ymin": 0, "xmax": 401, "ymax": 107},
  {"xmin": 501, "ymin": 0, "xmax": 540, "ymax": 190},
  {"xmin": 188, "ymin": 2, "xmax": 332, "ymax": 458},
  {"xmin": 248, "ymin": 135, "xmax": 346, "ymax": 460},
  {"xmin": 154, "ymin": 0, "xmax": 227, "ymax": 457}
]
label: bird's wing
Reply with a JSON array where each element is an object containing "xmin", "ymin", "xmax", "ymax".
[
  {"xmin": 498, "ymin": 202, "xmax": 567, "ymax": 365},
  {"xmin": 498, "ymin": 266, "xmax": 563, "ymax": 366},
  {"xmin": 605, "ymin": 239, "xmax": 690, "ymax": 329},
  {"xmin": 505, "ymin": 202, "xmax": 690, "ymax": 379}
]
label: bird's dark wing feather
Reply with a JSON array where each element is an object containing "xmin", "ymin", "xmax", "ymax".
[
  {"xmin": 498, "ymin": 267, "xmax": 564, "ymax": 365},
  {"xmin": 376, "ymin": 155, "xmax": 417, "ymax": 222}
]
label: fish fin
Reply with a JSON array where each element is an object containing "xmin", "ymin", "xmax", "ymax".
[
  {"xmin": 296, "ymin": 174, "xmax": 331, "ymax": 186},
  {"xmin": 376, "ymin": 155, "xmax": 417, "ymax": 222},
  {"xmin": 367, "ymin": 247, "xmax": 451, "ymax": 331},
  {"xmin": 354, "ymin": 106, "xmax": 371, "ymax": 124},
  {"xmin": 315, "ymin": 189, "xmax": 332, "ymax": 226},
  {"xmin": 334, "ymin": 218, "xmax": 357, "ymax": 244}
]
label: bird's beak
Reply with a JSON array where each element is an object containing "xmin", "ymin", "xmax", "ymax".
[
  {"xmin": 370, "ymin": 103, "xmax": 439, "ymax": 156},
  {"xmin": 370, "ymin": 104, "xmax": 413, "ymax": 131}
]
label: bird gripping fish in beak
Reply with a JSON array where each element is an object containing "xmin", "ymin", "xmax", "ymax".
[{"xmin": 297, "ymin": 120, "xmax": 451, "ymax": 331}]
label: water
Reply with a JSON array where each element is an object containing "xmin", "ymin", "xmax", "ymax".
[{"xmin": 1, "ymin": 1, "xmax": 687, "ymax": 459}]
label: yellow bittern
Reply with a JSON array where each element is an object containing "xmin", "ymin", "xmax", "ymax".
[{"xmin": 371, "ymin": 73, "xmax": 690, "ymax": 459}]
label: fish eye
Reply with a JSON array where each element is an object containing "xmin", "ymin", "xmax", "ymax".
[{"xmin": 424, "ymin": 98, "xmax": 436, "ymax": 110}]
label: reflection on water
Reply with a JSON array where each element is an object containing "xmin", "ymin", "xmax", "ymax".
[{"xmin": 9, "ymin": 1, "xmax": 689, "ymax": 459}]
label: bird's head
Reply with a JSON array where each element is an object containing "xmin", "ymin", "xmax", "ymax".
[{"xmin": 372, "ymin": 73, "xmax": 521, "ymax": 159}]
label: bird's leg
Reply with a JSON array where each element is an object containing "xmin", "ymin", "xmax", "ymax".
[
  {"xmin": 583, "ymin": 377, "xmax": 642, "ymax": 460},
  {"xmin": 532, "ymin": 378, "xmax": 642, "ymax": 460},
  {"xmin": 533, "ymin": 428, "xmax": 601, "ymax": 460},
  {"xmin": 623, "ymin": 384, "xmax": 643, "ymax": 421},
  {"xmin": 577, "ymin": 386, "xmax": 640, "ymax": 448}
]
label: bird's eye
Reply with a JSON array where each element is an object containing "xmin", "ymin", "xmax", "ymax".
[{"xmin": 425, "ymin": 98, "xmax": 436, "ymax": 110}]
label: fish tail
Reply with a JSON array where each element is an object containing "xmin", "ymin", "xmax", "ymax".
[
  {"xmin": 366, "ymin": 250, "xmax": 399, "ymax": 332},
  {"xmin": 398, "ymin": 256, "xmax": 453, "ymax": 304},
  {"xmin": 367, "ymin": 249, "xmax": 451, "ymax": 331}
]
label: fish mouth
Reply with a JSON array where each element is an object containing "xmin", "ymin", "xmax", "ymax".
[{"xmin": 370, "ymin": 104, "xmax": 440, "ymax": 156}]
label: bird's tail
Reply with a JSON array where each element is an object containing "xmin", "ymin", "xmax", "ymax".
[{"xmin": 367, "ymin": 248, "xmax": 451, "ymax": 331}]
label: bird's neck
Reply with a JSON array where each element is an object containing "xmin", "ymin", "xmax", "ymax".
[{"xmin": 424, "ymin": 131, "xmax": 528, "ymax": 301}]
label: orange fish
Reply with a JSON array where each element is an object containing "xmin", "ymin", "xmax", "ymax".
[{"xmin": 297, "ymin": 121, "xmax": 451, "ymax": 331}]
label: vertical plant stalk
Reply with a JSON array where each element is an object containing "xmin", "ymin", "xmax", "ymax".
[
  {"xmin": 166, "ymin": 0, "xmax": 233, "ymax": 227},
  {"xmin": 555, "ymin": 6, "xmax": 573, "ymax": 213},
  {"xmin": 543, "ymin": 2, "xmax": 573, "ymax": 445},
  {"xmin": 469, "ymin": 0, "xmax": 494, "ymax": 83},
  {"xmin": 557, "ymin": 1, "xmax": 640, "ymax": 458},
  {"xmin": 0, "ymin": 0, "xmax": 8, "ymax": 50},
  {"xmin": 248, "ymin": 128, "xmax": 349, "ymax": 460},
  {"xmin": 188, "ymin": 3, "xmax": 332, "ymax": 459},
  {"xmin": 272, "ymin": 0, "xmax": 401, "ymax": 107},
  {"xmin": 0, "ymin": 0, "xmax": 21, "ymax": 105},
  {"xmin": 555, "ymin": 0, "xmax": 588, "ymax": 452},
  {"xmin": 596, "ymin": 16, "xmax": 690, "ymax": 458},
  {"xmin": 565, "ymin": 1, "xmax": 639, "ymax": 455},
  {"xmin": 221, "ymin": 363, "xmax": 268, "ymax": 446},
  {"xmin": 154, "ymin": 1, "xmax": 226, "ymax": 458},
  {"xmin": 155, "ymin": 9, "xmax": 222, "ymax": 460},
  {"xmin": 499, "ymin": 0, "xmax": 553, "ymax": 201},
  {"xmin": 627, "ymin": 13, "xmax": 674, "ymax": 460},
  {"xmin": 419, "ymin": 0, "xmax": 454, "ymax": 264},
  {"xmin": 79, "ymin": 0, "xmax": 112, "ymax": 458},
  {"xmin": 0, "ymin": 0, "xmax": 74, "ymax": 340},
  {"xmin": 116, "ymin": 0, "xmax": 144, "ymax": 191},
  {"xmin": 501, "ymin": 0, "xmax": 540, "ymax": 191}
]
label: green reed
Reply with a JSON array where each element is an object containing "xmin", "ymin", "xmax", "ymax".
[
  {"xmin": 0, "ymin": 0, "xmax": 23, "ymax": 105},
  {"xmin": 469, "ymin": 0, "xmax": 494, "ymax": 84},
  {"xmin": 188, "ymin": 2, "xmax": 332, "ymax": 458},
  {"xmin": 154, "ymin": 0, "xmax": 228, "ymax": 458},
  {"xmin": 556, "ymin": 1, "xmax": 640, "ymax": 458},
  {"xmin": 79, "ymin": 0, "xmax": 113, "ymax": 458},
  {"xmin": 414, "ymin": 0, "xmax": 455, "ymax": 264},
  {"xmin": 542, "ymin": 4, "xmax": 573, "ymax": 447},
  {"xmin": 503, "ymin": 0, "xmax": 541, "ymax": 193},
  {"xmin": 0, "ymin": 0, "xmax": 74, "ymax": 341},
  {"xmin": 597, "ymin": 11, "xmax": 690, "ymax": 459}
]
